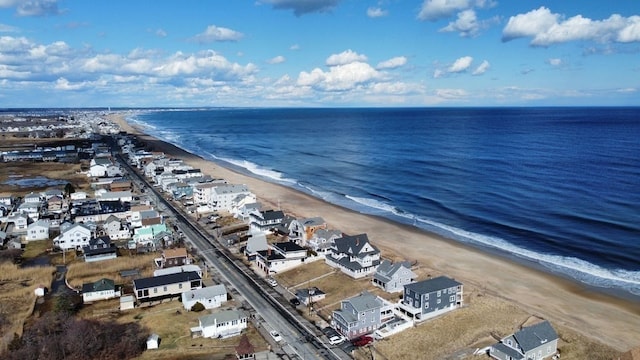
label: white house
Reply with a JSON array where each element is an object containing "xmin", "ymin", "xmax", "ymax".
[
  {"xmin": 18, "ymin": 202, "xmax": 40, "ymax": 221},
  {"xmin": 23, "ymin": 192, "xmax": 43, "ymax": 204},
  {"xmin": 255, "ymin": 241, "xmax": 307, "ymax": 275},
  {"xmin": 70, "ymin": 191, "xmax": 87, "ymax": 200},
  {"xmin": 181, "ymin": 284, "xmax": 227, "ymax": 311},
  {"xmin": 193, "ymin": 310, "xmax": 248, "ymax": 339},
  {"xmin": 82, "ymin": 278, "xmax": 120, "ymax": 303},
  {"xmin": 244, "ymin": 232, "xmax": 269, "ymax": 261},
  {"xmin": 325, "ymin": 233, "xmax": 381, "ymax": 279},
  {"xmin": 8, "ymin": 213, "xmax": 29, "ymax": 233},
  {"xmin": 53, "ymin": 223, "xmax": 92, "ymax": 250},
  {"xmin": 26, "ymin": 219, "xmax": 50, "ymax": 241},
  {"xmin": 211, "ymin": 184, "xmax": 253, "ymax": 212}
]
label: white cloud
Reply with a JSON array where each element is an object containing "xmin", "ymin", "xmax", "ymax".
[
  {"xmin": 547, "ymin": 58, "xmax": 562, "ymax": 66},
  {"xmin": 0, "ymin": 0, "xmax": 61, "ymax": 17},
  {"xmin": 155, "ymin": 28, "xmax": 167, "ymax": 37},
  {"xmin": 290, "ymin": 44, "xmax": 300, "ymax": 50},
  {"xmin": 260, "ymin": 0, "xmax": 341, "ymax": 16},
  {"xmin": 418, "ymin": 0, "xmax": 492, "ymax": 21},
  {"xmin": 503, "ymin": 7, "xmax": 640, "ymax": 46},
  {"xmin": 436, "ymin": 88, "xmax": 468, "ymax": 99},
  {"xmin": 448, "ymin": 56, "xmax": 473, "ymax": 73},
  {"xmin": 367, "ymin": 7, "xmax": 388, "ymax": 18},
  {"xmin": 54, "ymin": 77, "xmax": 87, "ymax": 90},
  {"xmin": 191, "ymin": 25, "xmax": 244, "ymax": 43},
  {"xmin": 472, "ymin": 60, "xmax": 490, "ymax": 75},
  {"xmin": 297, "ymin": 61, "xmax": 379, "ymax": 91},
  {"xmin": 433, "ymin": 69, "xmax": 444, "ymax": 79},
  {"xmin": 0, "ymin": 23, "xmax": 19, "ymax": 32},
  {"xmin": 440, "ymin": 9, "xmax": 487, "ymax": 37},
  {"xmin": 325, "ymin": 49, "xmax": 367, "ymax": 66},
  {"xmin": 267, "ymin": 55, "xmax": 286, "ymax": 64},
  {"xmin": 376, "ymin": 56, "xmax": 407, "ymax": 70}
]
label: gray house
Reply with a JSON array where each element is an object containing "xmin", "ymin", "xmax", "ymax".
[
  {"xmin": 372, "ymin": 260, "xmax": 416, "ymax": 293},
  {"xmin": 332, "ymin": 291, "xmax": 391, "ymax": 340},
  {"xmin": 133, "ymin": 271, "xmax": 202, "ymax": 302},
  {"xmin": 325, "ymin": 233, "xmax": 381, "ymax": 279},
  {"xmin": 489, "ymin": 320, "xmax": 559, "ymax": 360},
  {"xmin": 398, "ymin": 276, "xmax": 463, "ymax": 321}
]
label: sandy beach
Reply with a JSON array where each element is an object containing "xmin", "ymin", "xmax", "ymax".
[{"xmin": 110, "ymin": 113, "xmax": 640, "ymax": 353}]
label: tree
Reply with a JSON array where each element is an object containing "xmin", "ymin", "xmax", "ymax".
[{"xmin": 64, "ymin": 183, "xmax": 75, "ymax": 197}]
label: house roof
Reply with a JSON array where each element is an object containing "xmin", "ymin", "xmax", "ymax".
[
  {"xmin": 312, "ymin": 229, "xmax": 342, "ymax": 240},
  {"xmin": 183, "ymin": 284, "xmax": 226, "ymax": 300},
  {"xmin": 82, "ymin": 278, "xmax": 115, "ymax": 293},
  {"xmin": 104, "ymin": 214, "xmax": 120, "ymax": 224},
  {"xmin": 334, "ymin": 233, "xmax": 379, "ymax": 256},
  {"xmin": 273, "ymin": 241, "xmax": 305, "ymax": 253},
  {"xmin": 373, "ymin": 260, "xmax": 414, "ymax": 283},
  {"xmin": 246, "ymin": 233, "xmax": 268, "ymax": 253},
  {"xmin": 235, "ymin": 334, "xmax": 255, "ymax": 356},
  {"xmin": 88, "ymin": 236, "xmax": 111, "ymax": 247},
  {"xmin": 513, "ymin": 321, "xmax": 558, "ymax": 352},
  {"xmin": 133, "ymin": 271, "xmax": 201, "ymax": 290},
  {"xmin": 154, "ymin": 265, "xmax": 202, "ymax": 277},
  {"xmin": 163, "ymin": 247, "xmax": 187, "ymax": 259},
  {"xmin": 83, "ymin": 246, "xmax": 117, "ymax": 257},
  {"xmin": 301, "ymin": 217, "xmax": 325, "ymax": 228},
  {"xmin": 404, "ymin": 276, "xmax": 462, "ymax": 295},
  {"xmin": 492, "ymin": 342, "xmax": 524, "ymax": 359},
  {"xmin": 345, "ymin": 291, "xmax": 382, "ymax": 313},
  {"xmin": 199, "ymin": 310, "xmax": 245, "ymax": 328},
  {"xmin": 259, "ymin": 209, "xmax": 284, "ymax": 221},
  {"xmin": 295, "ymin": 287, "xmax": 325, "ymax": 299},
  {"xmin": 28, "ymin": 219, "xmax": 50, "ymax": 229}
]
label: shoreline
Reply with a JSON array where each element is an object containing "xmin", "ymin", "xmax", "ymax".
[{"xmin": 109, "ymin": 112, "xmax": 640, "ymax": 352}]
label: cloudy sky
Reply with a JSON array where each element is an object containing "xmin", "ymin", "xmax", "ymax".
[{"xmin": 1, "ymin": 0, "xmax": 639, "ymax": 107}]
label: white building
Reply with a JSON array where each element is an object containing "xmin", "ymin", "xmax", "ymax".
[
  {"xmin": 26, "ymin": 219, "xmax": 50, "ymax": 241},
  {"xmin": 181, "ymin": 284, "xmax": 227, "ymax": 311},
  {"xmin": 53, "ymin": 223, "xmax": 92, "ymax": 250},
  {"xmin": 193, "ymin": 310, "xmax": 248, "ymax": 339}
]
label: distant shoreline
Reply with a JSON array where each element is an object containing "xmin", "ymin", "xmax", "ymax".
[{"xmin": 109, "ymin": 112, "xmax": 640, "ymax": 352}]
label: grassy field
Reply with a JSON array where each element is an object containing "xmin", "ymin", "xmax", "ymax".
[
  {"xmin": 76, "ymin": 297, "xmax": 270, "ymax": 360},
  {"xmin": 0, "ymin": 161, "xmax": 90, "ymax": 197},
  {"xmin": 0, "ymin": 262, "xmax": 55, "ymax": 352},
  {"xmin": 66, "ymin": 253, "xmax": 158, "ymax": 289}
]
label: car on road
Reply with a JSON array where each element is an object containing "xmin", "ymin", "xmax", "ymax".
[
  {"xmin": 351, "ymin": 335, "xmax": 373, "ymax": 347},
  {"xmin": 328, "ymin": 334, "xmax": 345, "ymax": 345},
  {"xmin": 266, "ymin": 278, "xmax": 278, "ymax": 287},
  {"xmin": 269, "ymin": 330, "xmax": 282, "ymax": 342},
  {"xmin": 289, "ymin": 298, "xmax": 300, "ymax": 306}
]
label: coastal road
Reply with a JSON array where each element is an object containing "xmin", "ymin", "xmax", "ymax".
[{"xmin": 113, "ymin": 149, "xmax": 350, "ymax": 360}]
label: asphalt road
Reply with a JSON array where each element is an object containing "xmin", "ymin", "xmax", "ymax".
[{"xmin": 114, "ymin": 148, "xmax": 350, "ymax": 360}]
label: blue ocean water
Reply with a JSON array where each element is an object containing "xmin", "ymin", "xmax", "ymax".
[{"xmin": 129, "ymin": 107, "xmax": 640, "ymax": 296}]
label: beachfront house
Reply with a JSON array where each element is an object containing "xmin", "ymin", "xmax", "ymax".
[
  {"xmin": 181, "ymin": 284, "xmax": 227, "ymax": 311},
  {"xmin": 308, "ymin": 229, "xmax": 342, "ymax": 256},
  {"xmin": 249, "ymin": 209, "xmax": 285, "ymax": 235},
  {"xmin": 397, "ymin": 276, "xmax": 463, "ymax": 322},
  {"xmin": 325, "ymin": 233, "xmax": 381, "ymax": 279},
  {"xmin": 372, "ymin": 260, "xmax": 417, "ymax": 293},
  {"xmin": 192, "ymin": 310, "xmax": 248, "ymax": 339},
  {"xmin": 82, "ymin": 278, "xmax": 120, "ymax": 303},
  {"xmin": 489, "ymin": 320, "xmax": 559, "ymax": 360},
  {"xmin": 26, "ymin": 219, "xmax": 50, "ymax": 241},
  {"xmin": 53, "ymin": 223, "xmax": 93, "ymax": 250},
  {"xmin": 210, "ymin": 184, "xmax": 254, "ymax": 212},
  {"xmin": 286, "ymin": 216, "xmax": 327, "ymax": 246},
  {"xmin": 244, "ymin": 232, "xmax": 269, "ymax": 261},
  {"xmin": 255, "ymin": 241, "xmax": 307, "ymax": 275},
  {"xmin": 133, "ymin": 271, "xmax": 202, "ymax": 302},
  {"xmin": 332, "ymin": 291, "xmax": 394, "ymax": 340}
]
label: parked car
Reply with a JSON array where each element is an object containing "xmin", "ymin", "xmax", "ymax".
[
  {"xmin": 266, "ymin": 278, "xmax": 278, "ymax": 287},
  {"xmin": 269, "ymin": 330, "xmax": 282, "ymax": 342},
  {"xmin": 290, "ymin": 298, "xmax": 301, "ymax": 306},
  {"xmin": 329, "ymin": 334, "xmax": 345, "ymax": 345},
  {"xmin": 351, "ymin": 335, "xmax": 373, "ymax": 347}
]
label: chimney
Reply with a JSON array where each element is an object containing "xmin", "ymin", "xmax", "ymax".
[
  {"xmin": 267, "ymin": 248, "xmax": 272, "ymax": 257},
  {"xmin": 356, "ymin": 237, "xmax": 359, "ymax": 246}
]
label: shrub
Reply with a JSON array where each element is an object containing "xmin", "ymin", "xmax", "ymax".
[{"xmin": 191, "ymin": 302, "xmax": 205, "ymax": 312}]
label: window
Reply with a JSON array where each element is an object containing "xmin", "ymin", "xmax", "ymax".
[
  {"xmin": 425, "ymin": 294, "xmax": 429, "ymax": 300},
  {"xmin": 437, "ymin": 299, "xmax": 441, "ymax": 304},
  {"xmin": 437, "ymin": 290, "xmax": 441, "ymax": 297},
  {"xmin": 163, "ymin": 286, "xmax": 168, "ymax": 292},
  {"xmin": 153, "ymin": 288, "xmax": 157, "ymax": 294},
  {"xmin": 450, "ymin": 295, "xmax": 455, "ymax": 302},
  {"xmin": 179, "ymin": 283, "xmax": 183, "ymax": 289}
]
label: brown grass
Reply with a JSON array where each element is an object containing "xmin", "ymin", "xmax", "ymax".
[
  {"xmin": 66, "ymin": 253, "xmax": 158, "ymax": 289},
  {"xmin": 0, "ymin": 263, "xmax": 55, "ymax": 351},
  {"xmin": 370, "ymin": 288, "xmax": 621, "ymax": 360},
  {"xmin": 21, "ymin": 240, "xmax": 53, "ymax": 260},
  {"xmin": 0, "ymin": 161, "xmax": 90, "ymax": 196}
]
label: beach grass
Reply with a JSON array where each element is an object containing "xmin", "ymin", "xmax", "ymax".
[
  {"xmin": 0, "ymin": 161, "xmax": 90, "ymax": 196},
  {"xmin": 66, "ymin": 253, "xmax": 157, "ymax": 289},
  {"xmin": 0, "ymin": 263, "xmax": 55, "ymax": 352}
]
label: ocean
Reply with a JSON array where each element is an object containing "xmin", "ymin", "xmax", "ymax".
[{"xmin": 129, "ymin": 107, "xmax": 640, "ymax": 297}]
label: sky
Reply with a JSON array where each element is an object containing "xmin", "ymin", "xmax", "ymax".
[{"xmin": 0, "ymin": 0, "xmax": 639, "ymax": 108}]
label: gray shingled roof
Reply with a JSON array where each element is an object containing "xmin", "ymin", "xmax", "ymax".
[
  {"xmin": 82, "ymin": 278, "xmax": 115, "ymax": 293},
  {"xmin": 199, "ymin": 310, "xmax": 245, "ymax": 327},
  {"xmin": 133, "ymin": 271, "xmax": 201, "ymax": 290},
  {"xmin": 513, "ymin": 321, "xmax": 558, "ymax": 352},
  {"xmin": 373, "ymin": 260, "xmax": 413, "ymax": 283},
  {"xmin": 334, "ymin": 233, "xmax": 379, "ymax": 256},
  {"xmin": 404, "ymin": 276, "xmax": 461, "ymax": 295},
  {"xmin": 346, "ymin": 291, "xmax": 382, "ymax": 313}
]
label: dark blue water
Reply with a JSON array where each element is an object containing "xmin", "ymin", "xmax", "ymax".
[{"xmin": 130, "ymin": 107, "xmax": 640, "ymax": 296}]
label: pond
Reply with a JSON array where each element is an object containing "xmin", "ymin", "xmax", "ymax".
[{"xmin": 2, "ymin": 176, "xmax": 68, "ymax": 187}]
